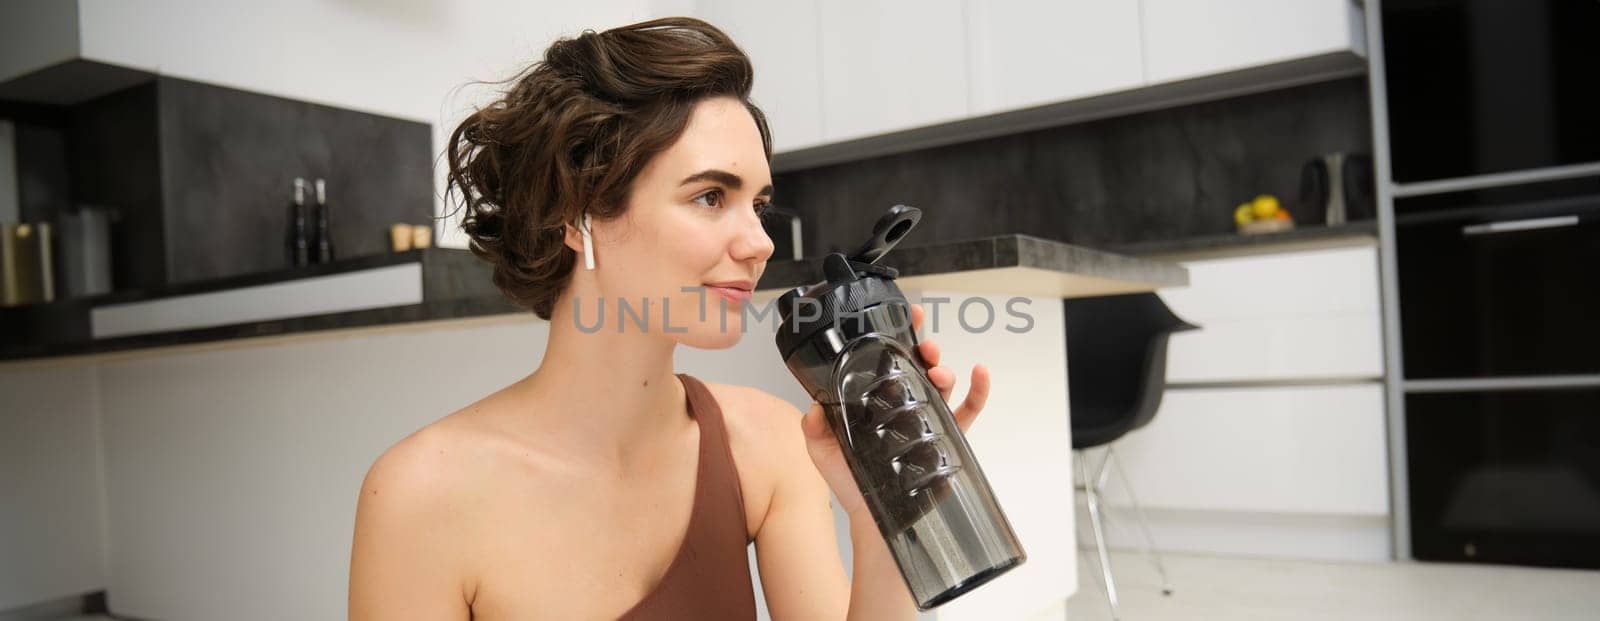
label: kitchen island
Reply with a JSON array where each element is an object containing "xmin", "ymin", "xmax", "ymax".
[{"xmin": 0, "ymin": 235, "xmax": 1184, "ymax": 620}]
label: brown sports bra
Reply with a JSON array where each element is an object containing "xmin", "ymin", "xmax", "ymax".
[{"xmin": 617, "ymin": 374, "xmax": 757, "ymax": 620}]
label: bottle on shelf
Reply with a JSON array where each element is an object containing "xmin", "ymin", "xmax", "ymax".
[
  {"xmin": 286, "ymin": 178, "xmax": 310, "ymax": 268},
  {"xmin": 312, "ymin": 178, "xmax": 335, "ymax": 264}
]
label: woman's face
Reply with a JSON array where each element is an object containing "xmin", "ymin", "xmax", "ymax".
[{"xmin": 572, "ymin": 96, "xmax": 776, "ymax": 349}]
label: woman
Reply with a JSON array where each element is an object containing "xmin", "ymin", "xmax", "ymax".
[{"xmin": 349, "ymin": 17, "xmax": 991, "ymax": 620}]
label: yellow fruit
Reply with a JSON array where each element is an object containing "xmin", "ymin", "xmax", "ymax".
[
  {"xmin": 1252, "ymin": 195, "xmax": 1280, "ymax": 219},
  {"xmin": 1234, "ymin": 204, "xmax": 1254, "ymax": 227}
]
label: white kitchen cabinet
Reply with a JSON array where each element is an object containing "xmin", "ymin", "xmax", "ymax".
[
  {"xmin": 1090, "ymin": 243, "xmax": 1392, "ymax": 561},
  {"xmin": 817, "ymin": 0, "xmax": 970, "ymax": 142},
  {"xmin": 965, "ymin": 0, "xmax": 1145, "ymax": 114},
  {"xmin": 1160, "ymin": 245, "xmax": 1384, "ymax": 382},
  {"xmin": 1103, "ymin": 384, "xmax": 1390, "ymax": 517},
  {"xmin": 1140, "ymin": 0, "xmax": 1367, "ymax": 85},
  {"xmin": 0, "ymin": 365, "xmax": 109, "ymax": 611},
  {"xmin": 698, "ymin": 0, "xmax": 826, "ymax": 152}
]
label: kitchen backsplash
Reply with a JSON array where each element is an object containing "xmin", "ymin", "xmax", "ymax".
[
  {"xmin": 773, "ymin": 77, "xmax": 1372, "ymax": 256},
  {"xmin": 9, "ymin": 75, "xmax": 433, "ymax": 291}
]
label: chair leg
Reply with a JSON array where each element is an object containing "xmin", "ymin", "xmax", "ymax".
[
  {"xmin": 1107, "ymin": 445, "xmax": 1173, "ymax": 596},
  {"xmin": 1077, "ymin": 451, "xmax": 1119, "ymax": 619}
]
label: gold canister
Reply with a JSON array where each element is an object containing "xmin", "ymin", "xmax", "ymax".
[{"xmin": 1, "ymin": 222, "xmax": 55, "ymax": 307}]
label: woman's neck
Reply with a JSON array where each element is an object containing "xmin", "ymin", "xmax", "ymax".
[{"xmin": 518, "ymin": 290, "xmax": 689, "ymax": 469}]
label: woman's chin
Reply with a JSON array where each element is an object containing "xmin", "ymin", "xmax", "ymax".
[{"xmin": 674, "ymin": 318, "xmax": 751, "ymax": 350}]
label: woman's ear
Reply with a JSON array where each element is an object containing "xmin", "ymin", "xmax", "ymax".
[
  {"xmin": 563, "ymin": 214, "xmax": 595, "ymax": 270},
  {"xmin": 563, "ymin": 218, "xmax": 585, "ymax": 254}
]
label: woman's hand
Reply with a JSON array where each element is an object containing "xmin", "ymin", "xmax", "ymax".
[{"xmin": 798, "ymin": 303, "xmax": 992, "ymax": 519}]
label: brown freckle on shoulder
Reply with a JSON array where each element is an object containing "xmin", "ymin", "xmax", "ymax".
[{"xmin": 643, "ymin": 379, "xmax": 649, "ymax": 387}]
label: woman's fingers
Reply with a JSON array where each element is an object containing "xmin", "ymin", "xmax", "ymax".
[
  {"xmin": 952, "ymin": 364, "xmax": 991, "ymax": 433},
  {"xmin": 908, "ymin": 303, "xmax": 989, "ymax": 433},
  {"xmin": 800, "ymin": 401, "xmax": 831, "ymax": 442},
  {"xmin": 918, "ymin": 338, "xmax": 941, "ymax": 369},
  {"xmin": 929, "ymin": 365, "xmax": 956, "ymax": 403}
]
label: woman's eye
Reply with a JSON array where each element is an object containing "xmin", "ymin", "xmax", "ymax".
[
  {"xmin": 754, "ymin": 201, "xmax": 772, "ymax": 217},
  {"xmin": 693, "ymin": 189, "xmax": 723, "ymax": 209}
]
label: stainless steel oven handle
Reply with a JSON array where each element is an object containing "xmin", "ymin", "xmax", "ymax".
[{"xmin": 1461, "ymin": 215, "xmax": 1581, "ymax": 237}]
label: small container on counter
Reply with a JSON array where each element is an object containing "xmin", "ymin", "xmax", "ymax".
[{"xmin": 390, "ymin": 223, "xmax": 414, "ymax": 253}]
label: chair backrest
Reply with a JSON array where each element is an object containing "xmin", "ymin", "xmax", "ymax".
[{"xmin": 1063, "ymin": 293, "xmax": 1197, "ymax": 449}]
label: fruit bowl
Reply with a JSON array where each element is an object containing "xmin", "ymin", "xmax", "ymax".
[
  {"xmin": 1239, "ymin": 219, "xmax": 1295, "ymax": 235},
  {"xmin": 1234, "ymin": 194, "xmax": 1294, "ymax": 235}
]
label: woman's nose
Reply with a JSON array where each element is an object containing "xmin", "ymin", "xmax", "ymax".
[{"xmin": 731, "ymin": 209, "xmax": 775, "ymax": 263}]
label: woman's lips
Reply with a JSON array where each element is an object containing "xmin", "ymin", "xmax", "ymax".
[{"xmin": 703, "ymin": 285, "xmax": 752, "ymax": 304}]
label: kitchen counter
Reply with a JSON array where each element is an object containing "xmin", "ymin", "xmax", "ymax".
[
  {"xmin": 1112, "ymin": 220, "xmax": 1379, "ymax": 261},
  {"xmin": 759, "ymin": 233, "xmax": 1187, "ymax": 296},
  {"xmin": 0, "ymin": 249, "xmax": 514, "ymax": 363},
  {"xmin": 0, "ymin": 234, "xmax": 1186, "ymax": 364}
]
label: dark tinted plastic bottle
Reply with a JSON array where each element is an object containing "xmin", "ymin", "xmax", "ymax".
[{"xmin": 776, "ymin": 206, "xmax": 1024, "ymax": 610}]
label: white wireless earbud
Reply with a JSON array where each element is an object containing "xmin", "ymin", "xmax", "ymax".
[{"xmin": 580, "ymin": 213, "xmax": 595, "ymax": 270}]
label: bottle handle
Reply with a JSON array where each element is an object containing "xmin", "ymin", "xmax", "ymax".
[{"xmin": 849, "ymin": 205, "xmax": 922, "ymax": 265}]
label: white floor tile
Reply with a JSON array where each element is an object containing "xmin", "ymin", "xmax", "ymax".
[{"xmin": 1067, "ymin": 550, "xmax": 1600, "ymax": 620}]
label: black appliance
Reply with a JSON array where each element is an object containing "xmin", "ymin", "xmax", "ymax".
[
  {"xmin": 1383, "ymin": 0, "xmax": 1600, "ymax": 183},
  {"xmin": 1386, "ymin": 0, "xmax": 1600, "ymax": 569}
]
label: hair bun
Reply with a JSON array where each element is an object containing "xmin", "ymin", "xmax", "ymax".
[{"xmin": 444, "ymin": 17, "xmax": 771, "ymax": 320}]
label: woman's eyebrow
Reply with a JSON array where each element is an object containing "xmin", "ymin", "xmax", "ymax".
[
  {"xmin": 680, "ymin": 169, "xmax": 743, "ymax": 188},
  {"xmin": 679, "ymin": 168, "xmax": 774, "ymax": 196}
]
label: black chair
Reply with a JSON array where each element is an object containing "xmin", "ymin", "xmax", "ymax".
[{"xmin": 1063, "ymin": 293, "xmax": 1198, "ymax": 619}]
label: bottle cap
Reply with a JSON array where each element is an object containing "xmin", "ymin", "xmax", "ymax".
[{"xmin": 774, "ymin": 206, "xmax": 921, "ymax": 360}]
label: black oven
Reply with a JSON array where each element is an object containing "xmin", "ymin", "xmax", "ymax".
[
  {"xmin": 1407, "ymin": 389, "xmax": 1600, "ymax": 568},
  {"xmin": 1397, "ymin": 197, "xmax": 1600, "ymax": 380},
  {"xmin": 1397, "ymin": 190, "xmax": 1600, "ymax": 568}
]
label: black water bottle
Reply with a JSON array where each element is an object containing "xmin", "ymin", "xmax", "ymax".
[
  {"xmin": 312, "ymin": 178, "xmax": 335, "ymax": 264},
  {"xmin": 775, "ymin": 205, "xmax": 1025, "ymax": 610},
  {"xmin": 286, "ymin": 178, "xmax": 309, "ymax": 268}
]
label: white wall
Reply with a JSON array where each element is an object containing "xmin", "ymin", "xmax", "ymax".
[
  {"xmin": 0, "ymin": 364, "xmax": 110, "ymax": 612},
  {"xmin": 72, "ymin": 0, "xmax": 687, "ymax": 249},
  {"xmin": 93, "ymin": 318, "xmax": 549, "ymax": 620}
]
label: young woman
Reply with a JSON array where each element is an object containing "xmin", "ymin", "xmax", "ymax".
[{"xmin": 348, "ymin": 17, "xmax": 991, "ymax": 620}]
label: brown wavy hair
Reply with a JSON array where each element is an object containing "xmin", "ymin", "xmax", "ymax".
[{"xmin": 445, "ymin": 17, "xmax": 772, "ymax": 320}]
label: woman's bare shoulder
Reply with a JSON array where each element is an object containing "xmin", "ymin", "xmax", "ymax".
[
  {"xmin": 357, "ymin": 393, "xmax": 557, "ymax": 544},
  {"xmin": 360, "ymin": 417, "xmax": 484, "ymax": 523},
  {"xmin": 351, "ymin": 394, "xmax": 556, "ymax": 613},
  {"xmin": 700, "ymin": 381, "xmax": 806, "ymax": 445},
  {"xmin": 698, "ymin": 382, "xmax": 809, "ymax": 528}
]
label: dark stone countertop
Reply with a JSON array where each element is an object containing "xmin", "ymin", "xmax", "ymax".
[
  {"xmin": 1111, "ymin": 220, "xmax": 1379, "ymax": 260},
  {"xmin": 1, "ymin": 235, "xmax": 1185, "ymax": 364},
  {"xmin": 758, "ymin": 234, "xmax": 1188, "ymax": 296},
  {"xmin": 0, "ymin": 249, "xmax": 514, "ymax": 364}
]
